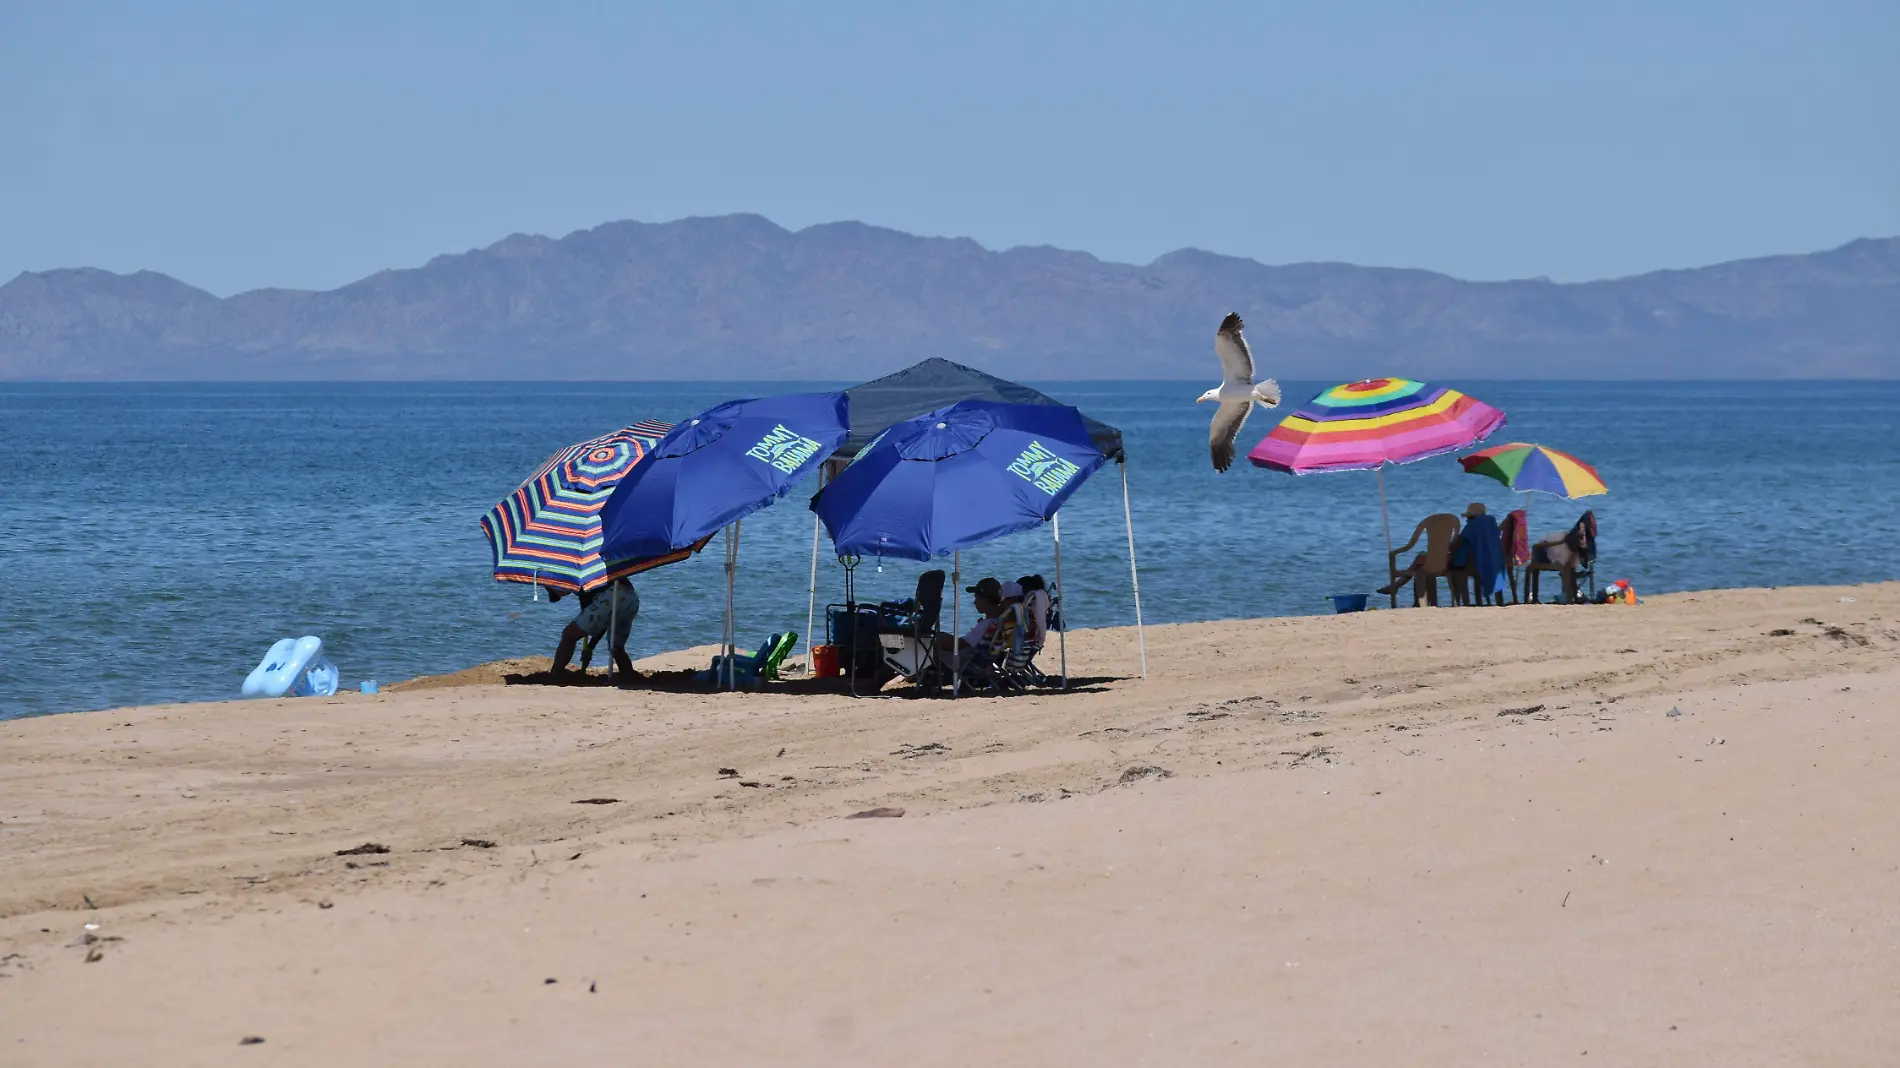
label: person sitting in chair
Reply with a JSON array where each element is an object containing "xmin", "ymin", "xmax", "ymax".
[
  {"xmin": 548, "ymin": 577, "xmax": 638, "ymax": 679},
  {"xmin": 934, "ymin": 577, "xmax": 1007, "ymax": 673},
  {"xmin": 1015, "ymin": 575, "xmax": 1052, "ymax": 649}
]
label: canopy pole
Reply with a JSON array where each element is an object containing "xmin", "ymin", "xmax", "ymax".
[
  {"xmin": 608, "ymin": 582, "xmax": 617, "ymax": 684},
  {"xmin": 1118, "ymin": 461, "xmax": 1147, "ymax": 680},
  {"xmin": 1378, "ymin": 464, "xmax": 1396, "ymax": 608},
  {"xmin": 951, "ymin": 550, "xmax": 962, "ymax": 699},
  {"xmin": 804, "ymin": 468, "xmax": 825, "ymax": 673},
  {"xmin": 1053, "ymin": 511, "xmax": 1068, "ymax": 690}
]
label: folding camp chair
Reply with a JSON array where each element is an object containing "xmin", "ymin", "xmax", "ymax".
[
  {"xmin": 874, "ymin": 569, "xmax": 947, "ymax": 696},
  {"xmin": 955, "ymin": 604, "xmax": 1031, "ymax": 697},
  {"xmin": 1017, "ymin": 582, "xmax": 1064, "ymax": 687}
]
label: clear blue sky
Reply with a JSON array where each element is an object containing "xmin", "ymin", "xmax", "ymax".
[{"xmin": 4, "ymin": 1, "xmax": 1894, "ymax": 296}]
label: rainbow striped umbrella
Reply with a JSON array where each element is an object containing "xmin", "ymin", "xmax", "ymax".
[
  {"xmin": 1246, "ymin": 378, "xmax": 1507, "ymax": 603},
  {"xmin": 1247, "ymin": 377, "xmax": 1507, "ymax": 474},
  {"xmin": 480, "ymin": 420, "xmax": 711, "ymax": 593},
  {"xmin": 1459, "ymin": 442, "xmax": 1606, "ymax": 499}
]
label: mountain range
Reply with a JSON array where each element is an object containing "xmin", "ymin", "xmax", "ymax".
[{"xmin": 3, "ymin": 214, "xmax": 1895, "ymax": 380}]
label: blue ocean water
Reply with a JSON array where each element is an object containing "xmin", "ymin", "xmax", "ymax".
[{"xmin": 3, "ymin": 380, "xmax": 1897, "ymax": 721}]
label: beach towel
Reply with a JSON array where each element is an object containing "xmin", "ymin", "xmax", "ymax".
[
  {"xmin": 1461, "ymin": 513, "xmax": 1507, "ymax": 601},
  {"xmin": 1505, "ymin": 509, "xmax": 1530, "ymax": 568}
]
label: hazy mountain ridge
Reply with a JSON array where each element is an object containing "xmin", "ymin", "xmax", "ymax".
[{"xmin": 3, "ymin": 215, "xmax": 1895, "ymax": 380}]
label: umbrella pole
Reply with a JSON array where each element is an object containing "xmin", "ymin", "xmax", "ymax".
[
  {"xmin": 804, "ymin": 468, "xmax": 824, "ymax": 674},
  {"xmin": 726, "ymin": 521, "xmax": 742, "ymax": 690},
  {"xmin": 1378, "ymin": 464, "xmax": 1396, "ymax": 608},
  {"xmin": 608, "ymin": 586, "xmax": 617, "ymax": 685},
  {"xmin": 1119, "ymin": 461, "xmax": 1147, "ymax": 680},
  {"xmin": 952, "ymin": 550, "xmax": 962, "ymax": 699},
  {"xmin": 1053, "ymin": 511, "xmax": 1068, "ymax": 691},
  {"xmin": 1523, "ymin": 490, "xmax": 1533, "ymax": 603}
]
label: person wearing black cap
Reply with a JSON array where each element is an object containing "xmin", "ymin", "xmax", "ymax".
[{"xmin": 934, "ymin": 576, "xmax": 1005, "ymax": 671}]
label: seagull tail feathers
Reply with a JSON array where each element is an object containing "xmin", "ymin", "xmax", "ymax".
[{"xmin": 1253, "ymin": 379, "xmax": 1282, "ymax": 407}]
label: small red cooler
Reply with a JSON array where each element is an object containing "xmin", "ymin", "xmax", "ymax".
[{"xmin": 810, "ymin": 643, "xmax": 841, "ymax": 678}]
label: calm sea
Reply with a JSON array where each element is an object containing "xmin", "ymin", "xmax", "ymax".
[{"xmin": 4, "ymin": 380, "xmax": 1897, "ymax": 720}]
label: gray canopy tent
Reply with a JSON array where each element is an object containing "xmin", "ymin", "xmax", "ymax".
[{"xmin": 802, "ymin": 357, "xmax": 1146, "ymax": 680}]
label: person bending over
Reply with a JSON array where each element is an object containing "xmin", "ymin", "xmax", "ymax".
[{"xmin": 548, "ymin": 577, "xmax": 638, "ymax": 678}]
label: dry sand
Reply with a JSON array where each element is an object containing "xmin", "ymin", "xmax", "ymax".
[{"xmin": 2, "ymin": 583, "xmax": 1897, "ymax": 1066}]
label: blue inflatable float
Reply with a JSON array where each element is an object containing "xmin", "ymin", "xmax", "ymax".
[{"xmin": 242, "ymin": 636, "xmax": 340, "ymax": 698}]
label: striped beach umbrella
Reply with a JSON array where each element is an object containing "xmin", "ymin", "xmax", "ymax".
[
  {"xmin": 1459, "ymin": 442, "xmax": 1606, "ymax": 499},
  {"xmin": 1247, "ymin": 378, "xmax": 1507, "ymax": 603},
  {"xmin": 1247, "ymin": 377, "xmax": 1507, "ymax": 474},
  {"xmin": 480, "ymin": 420, "xmax": 710, "ymax": 594}
]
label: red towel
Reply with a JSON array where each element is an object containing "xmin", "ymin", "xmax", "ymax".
[{"xmin": 1504, "ymin": 509, "xmax": 1531, "ymax": 568}]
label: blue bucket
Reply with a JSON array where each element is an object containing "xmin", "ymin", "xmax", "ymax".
[{"xmin": 1330, "ymin": 594, "xmax": 1369, "ymax": 614}]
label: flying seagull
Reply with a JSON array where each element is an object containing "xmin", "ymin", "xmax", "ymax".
[{"xmin": 1198, "ymin": 312, "xmax": 1281, "ymax": 472}]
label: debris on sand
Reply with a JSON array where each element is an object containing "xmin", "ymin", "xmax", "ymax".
[
  {"xmin": 1823, "ymin": 624, "xmax": 1869, "ymax": 647},
  {"xmin": 1282, "ymin": 746, "xmax": 1335, "ymax": 768},
  {"xmin": 240, "ymin": 1036, "xmax": 266, "ymax": 1046},
  {"xmin": 1119, "ymin": 765, "xmax": 1174, "ymax": 785},
  {"xmin": 892, "ymin": 742, "xmax": 950, "ymax": 758},
  {"xmin": 460, "ymin": 838, "xmax": 496, "ymax": 849},
  {"xmin": 717, "ymin": 768, "xmax": 739, "ymax": 778},
  {"xmin": 334, "ymin": 843, "xmax": 390, "ymax": 856},
  {"xmin": 571, "ymin": 798, "xmax": 621, "ymax": 805},
  {"xmin": 845, "ymin": 807, "xmax": 905, "ymax": 819},
  {"xmin": 1498, "ymin": 704, "xmax": 1545, "ymax": 717}
]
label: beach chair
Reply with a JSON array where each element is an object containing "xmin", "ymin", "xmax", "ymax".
[
  {"xmin": 1459, "ymin": 509, "xmax": 1508, "ymax": 606},
  {"xmin": 1527, "ymin": 511, "xmax": 1598, "ymax": 603},
  {"xmin": 696, "ymin": 631, "xmax": 798, "ymax": 688},
  {"xmin": 1499, "ymin": 509, "xmax": 1531, "ymax": 604},
  {"xmin": 873, "ymin": 569, "xmax": 947, "ymax": 696},
  {"xmin": 1018, "ymin": 582, "xmax": 1063, "ymax": 686},
  {"xmin": 955, "ymin": 604, "xmax": 1031, "ymax": 697},
  {"xmin": 1384, "ymin": 514, "xmax": 1466, "ymax": 607}
]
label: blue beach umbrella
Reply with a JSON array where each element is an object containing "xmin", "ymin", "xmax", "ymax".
[
  {"xmin": 599, "ymin": 391, "xmax": 850, "ymax": 560},
  {"xmin": 812, "ymin": 400, "xmax": 1107, "ymax": 561},
  {"xmin": 598, "ymin": 390, "xmax": 849, "ymax": 686},
  {"xmin": 811, "ymin": 399, "xmax": 1107, "ymax": 695}
]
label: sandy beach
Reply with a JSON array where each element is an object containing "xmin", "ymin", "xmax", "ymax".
[{"xmin": 3, "ymin": 583, "xmax": 1896, "ymax": 1066}]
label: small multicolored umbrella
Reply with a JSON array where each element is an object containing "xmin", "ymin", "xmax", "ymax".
[
  {"xmin": 480, "ymin": 420, "xmax": 710, "ymax": 594},
  {"xmin": 1247, "ymin": 377, "xmax": 1507, "ymax": 473},
  {"xmin": 1458, "ymin": 442, "xmax": 1606, "ymax": 499}
]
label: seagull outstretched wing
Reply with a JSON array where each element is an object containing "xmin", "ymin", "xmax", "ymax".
[
  {"xmin": 1214, "ymin": 312, "xmax": 1254, "ymax": 388},
  {"xmin": 1209, "ymin": 400, "xmax": 1252, "ymax": 473}
]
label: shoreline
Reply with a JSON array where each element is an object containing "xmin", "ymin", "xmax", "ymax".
[
  {"xmin": 2, "ymin": 581, "xmax": 1895, "ymax": 1064},
  {"xmin": 9, "ymin": 576, "xmax": 1894, "ymax": 721}
]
